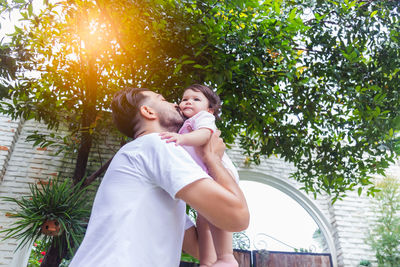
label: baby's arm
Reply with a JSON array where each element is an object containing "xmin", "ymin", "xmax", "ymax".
[{"xmin": 160, "ymin": 128, "xmax": 212, "ymax": 146}]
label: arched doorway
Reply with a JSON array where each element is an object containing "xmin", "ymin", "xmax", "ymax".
[{"xmin": 239, "ymin": 170, "xmax": 337, "ymax": 267}]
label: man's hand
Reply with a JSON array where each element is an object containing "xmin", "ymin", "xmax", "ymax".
[
  {"xmin": 196, "ymin": 130, "xmax": 225, "ymax": 164},
  {"xmin": 159, "ymin": 132, "xmax": 185, "ymax": 146}
]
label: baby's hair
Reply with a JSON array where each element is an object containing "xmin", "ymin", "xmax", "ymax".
[{"xmin": 184, "ymin": 84, "xmax": 221, "ymax": 119}]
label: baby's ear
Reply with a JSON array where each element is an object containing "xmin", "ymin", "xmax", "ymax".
[{"xmin": 207, "ymin": 108, "xmax": 214, "ymax": 115}]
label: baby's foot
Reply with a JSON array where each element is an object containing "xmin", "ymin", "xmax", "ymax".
[{"xmin": 211, "ymin": 254, "xmax": 238, "ymax": 267}]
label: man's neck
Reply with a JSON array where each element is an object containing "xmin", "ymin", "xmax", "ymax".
[
  {"xmin": 134, "ymin": 130, "xmax": 148, "ymax": 139},
  {"xmin": 134, "ymin": 125, "xmax": 166, "ymax": 139}
]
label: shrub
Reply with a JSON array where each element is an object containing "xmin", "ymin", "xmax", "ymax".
[{"xmin": 367, "ymin": 176, "xmax": 400, "ymax": 266}]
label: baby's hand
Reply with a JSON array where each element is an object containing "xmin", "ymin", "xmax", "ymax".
[{"xmin": 159, "ymin": 132, "xmax": 185, "ymax": 146}]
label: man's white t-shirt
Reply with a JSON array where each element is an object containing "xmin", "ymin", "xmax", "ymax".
[{"xmin": 69, "ymin": 133, "xmax": 210, "ymax": 267}]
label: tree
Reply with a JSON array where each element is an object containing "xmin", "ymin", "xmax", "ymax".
[
  {"xmin": 173, "ymin": 0, "xmax": 400, "ymax": 201},
  {"xmin": 90, "ymin": 0, "xmax": 400, "ymax": 200},
  {"xmin": 1, "ymin": 0, "xmax": 400, "ymax": 264},
  {"xmin": 2, "ymin": 0, "xmax": 398, "ymax": 198},
  {"xmin": 289, "ymin": 0, "xmax": 400, "ymax": 199},
  {"xmin": 0, "ymin": 44, "xmax": 16, "ymax": 98},
  {"xmin": 367, "ymin": 176, "xmax": 400, "ymax": 266}
]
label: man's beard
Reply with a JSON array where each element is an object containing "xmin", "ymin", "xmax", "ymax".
[{"xmin": 159, "ymin": 107, "xmax": 185, "ymax": 133}]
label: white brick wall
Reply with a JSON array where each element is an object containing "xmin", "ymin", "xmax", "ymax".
[
  {"xmin": 0, "ymin": 119, "xmax": 65, "ymax": 266},
  {"xmin": 0, "ymin": 113, "xmax": 22, "ymax": 182},
  {"xmin": 1, "ymin": 113, "xmax": 399, "ymax": 267}
]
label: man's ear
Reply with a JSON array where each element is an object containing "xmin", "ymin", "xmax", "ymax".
[{"xmin": 140, "ymin": 105, "xmax": 157, "ymax": 120}]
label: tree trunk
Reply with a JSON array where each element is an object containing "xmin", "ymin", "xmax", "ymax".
[
  {"xmin": 72, "ymin": 130, "xmax": 93, "ymax": 185},
  {"xmin": 72, "ymin": 48, "xmax": 98, "ymax": 185},
  {"xmin": 40, "ymin": 235, "xmax": 67, "ymax": 267}
]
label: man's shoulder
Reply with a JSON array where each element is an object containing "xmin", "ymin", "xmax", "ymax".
[
  {"xmin": 123, "ymin": 133, "xmax": 186, "ymax": 155},
  {"xmin": 116, "ymin": 134, "xmax": 165, "ymax": 158},
  {"xmin": 123, "ymin": 133, "xmax": 164, "ymax": 147}
]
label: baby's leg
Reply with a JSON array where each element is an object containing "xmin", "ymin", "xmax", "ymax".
[
  {"xmin": 197, "ymin": 214, "xmax": 217, "ymax": 267},
  {"xmin": 209, "ymin": 224, "xmax": 238, "ymax": 267}
]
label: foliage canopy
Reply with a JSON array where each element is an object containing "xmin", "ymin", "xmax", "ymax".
[{"xmin": 0, "ymin": 0, "xmax": 399, "ymax": 201}]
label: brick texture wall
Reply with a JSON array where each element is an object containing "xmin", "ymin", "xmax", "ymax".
[{"xmin": 0, "ymin": 118, "xmax": 66, "ymax": 266}]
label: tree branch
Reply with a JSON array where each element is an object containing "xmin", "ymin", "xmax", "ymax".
[{"xmin": 83, "ymin": 156, "xmax": 113, "ymax": 187}]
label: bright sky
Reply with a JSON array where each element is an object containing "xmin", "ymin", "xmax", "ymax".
[
  {"xmin": 239, "ymin": 180, "xmax": 323, "ymax": 252},
  {"xmin": 0, "ymin": 5, "xmax": 22, "ymax": 40}
]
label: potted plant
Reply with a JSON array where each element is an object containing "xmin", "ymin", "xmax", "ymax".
[{"xmin": 0, "ymin": 177, "xmax": 92, "ymax": 265}]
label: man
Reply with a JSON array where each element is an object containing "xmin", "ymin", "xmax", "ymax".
[{"xmin": 69, "ymin": 87, "xmax": 249, "ymax": 266}]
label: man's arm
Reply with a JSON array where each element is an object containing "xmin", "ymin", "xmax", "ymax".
[{"xmin": 176, "ymin": 131, "xmax": 249, "ymax": 232}]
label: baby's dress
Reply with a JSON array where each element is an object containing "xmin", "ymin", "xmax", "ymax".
[{"xmin": 178, "ymin": 111, "xmax": 239, "ymax": 182}]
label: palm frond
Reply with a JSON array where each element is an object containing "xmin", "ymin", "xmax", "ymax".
[{"xmin": 0, "ymin": 177, "xmax": 92, "ymax": 254}]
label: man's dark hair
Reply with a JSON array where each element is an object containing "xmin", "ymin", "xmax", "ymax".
[
  {"xmin": 111, "ymin": 87, "xmax": 150, "ymax": 138},
  {"xmin": 184, "ymin": 84, "xmax": 221, "ymax": 119}
]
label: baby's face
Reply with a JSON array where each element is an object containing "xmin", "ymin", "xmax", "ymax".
[{"xmin": 179, "ymin": 89, "xmax": 211, "ymax": 118}]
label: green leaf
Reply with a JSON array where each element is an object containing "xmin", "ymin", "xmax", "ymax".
[
  {"xmin": 288, "ymin": 7, "xmax": 297, "ymax": 21},
  {"xmin": 358, "ymin": 187, "xmax": 362, "ymax": 196},
  {"xmin": 181, "ymin": 60, "xmax": 195, "ymax": 65},
  {"xmin": 28, "ymin": 3, "xmax": 33, "ymax": 16},
  {"xmin": 173, "ymin": 64, "xmax": 182, "ymax": 75}
]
